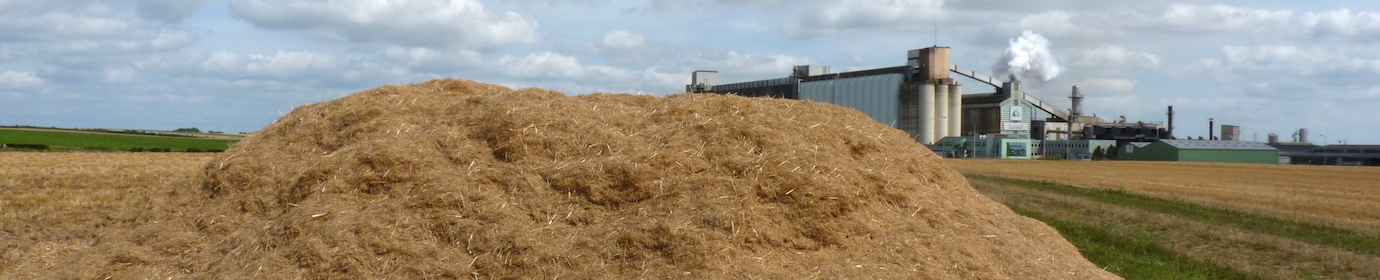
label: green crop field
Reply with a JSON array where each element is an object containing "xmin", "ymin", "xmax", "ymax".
[{"xmin": 0, "ymin": 128, "xmax": 237, "ymax": 152}]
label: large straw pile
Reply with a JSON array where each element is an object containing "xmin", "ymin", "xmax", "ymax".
[{"xmin": 32, "ymin": 79, "xmax": 1117, "ymax": 279}]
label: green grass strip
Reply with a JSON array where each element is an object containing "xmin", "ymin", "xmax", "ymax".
[
  {"xmin": 968, "ymin": 174, "xmax": 1380, "ymax": 256},
  {"xmin": 1008, "ymin": 205, "xmax": 1255, "ymax": 280},
  {"xmin": 0, "ymin": 129, "xmax": 236, "ymax": 152}
]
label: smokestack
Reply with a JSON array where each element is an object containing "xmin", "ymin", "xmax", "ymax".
[
  {"xmin": 1070, "ymin": 85, "xmax": 1083, "ymax": 116},
  {"xmin": 1167, "ymin": 106, "xmax": 1174, "ymax": 139},
  {"xmin": 1209, "ymin": 118, "xmax": 1214, "ymax": 141},
  {"xmin": 1299, "ymin": 128, "xmax": 1308, "ymax": 144}
]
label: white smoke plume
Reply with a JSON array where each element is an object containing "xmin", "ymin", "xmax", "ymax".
[{"xmin": 993, "ymin": 30, "xmax": 1063, "ymax": 82}]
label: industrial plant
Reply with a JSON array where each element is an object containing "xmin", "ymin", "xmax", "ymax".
[{"xmin": 689, "ymin": 46, "xmax": 1377, "ymax": 166}]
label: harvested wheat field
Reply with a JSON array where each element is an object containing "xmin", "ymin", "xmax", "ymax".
[
  {"xmin": 2, "ymin": 79, "xmax": 1116, "ymax": 279},
  {"xmin": 946, "ymin": 159, "xmax": 1380, "ymax": 225}
]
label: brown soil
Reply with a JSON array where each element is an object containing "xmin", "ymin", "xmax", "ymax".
[{"xmin": 6, "ymin": 79, "xmax": 1117, "ymax": 279}]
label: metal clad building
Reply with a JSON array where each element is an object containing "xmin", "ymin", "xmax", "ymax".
[
  {"xmin": 799, "ymin": 73, "xmax": 905, "ymax": 127},
  {"xmin": 998, "ymin": 83, "xmax": 1034, "ymax": 138},
  {"xmin": 1122, "ymin": 140, "xmax": 1278, "ymax": 164},
  {"xmin": 710, "ymin": 77, "xmax": 797, "ymax": 99},
  {"xmin": 687, "ymin": 47, "xmax": 1051, "ymax": 150}
]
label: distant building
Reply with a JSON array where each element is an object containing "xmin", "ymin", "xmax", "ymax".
[
  {"xmin": 1220, "ymin": 125, "xmax": 1240, "ymax": 141},
  {"xmin": 936, "ymin": 136, "xmax": 1032, "ymax": 159},
  {"xmin": 1038, "ymin": 139, "xmax": 1118, "ymax": 160},
  {"xmin": 1267, "ymin": 143, "xmax": 1318, "ymax": 164},
  {"xmin": 1288, "ymin": 145, "xmax": 1380, "ymax": 166},
  {"xmin": 1082, "ymin": 123, "xmax": 1167, "ymax": 143},
  {"xmin": 1120, "ymin": 140, "xmax": 1278, "ymax": 164}
]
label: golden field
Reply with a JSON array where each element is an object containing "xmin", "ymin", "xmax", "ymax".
[
  {"xmin": 1, "ymin": 152, "xmax": 216, "ymax": 225},
  {"xmin": 0, "ymin": 152, "xmax": 217, "ymax": 275},
  {"xmin": 948, "ymin": 159, "xmax": 1380, "ymax": 279},
  {"xmin": 945, "ymin": 159, "xmax": 1380, "ymax": 224}
]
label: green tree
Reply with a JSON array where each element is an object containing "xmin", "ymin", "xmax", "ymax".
[
  {"xmin": 1106, "ymin": 144, "xmax": 1119, "ymax": 160},
  {"xmin": 1092, "ymin": 146, "xmax": 1106, "ymax": 160}
]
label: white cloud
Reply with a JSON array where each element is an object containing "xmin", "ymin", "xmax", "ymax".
[
  {"xmin": 1075, "ymin": 45, "xmax": 1161, "ymax": 69},
  {"xmin": 384, "ymin": 47, "xmax": 484, "ymax": 72},
  {"xmin": 0, "ymin": 1, "xmax": 195, "ymax": 54},
  {"xmin": 104, "ymin": 67, "xmax": 137, "ymax": 83},
  {"xmin": 1302, "ymin": 9, "xmax": 1380, "ymax": 40},
  {"xmin": 684, "ymin": 51, "xmax": 814, "ymax": 77},
  {"xmin": 600, "ymin": 30, "xmax": 646, "ymax": 51},
  {"xmin": 1187, "ymin": 45, "xmax": 1380, "ymax": 100},
  {"xmin": 136, "ymin": 0, "xmax": 212, "ymax": 23},
  {"xmin": 229, "ymin": 0, "xmax": 540, "ymax": 50},
  {"xmin": 496, "ymin": 52, "xmax": 586, "ymax": 79},
  {"xmin": 0, "ymin": 71, "xmax": 44, "ymax": 88},
  {"xmin": 1155, "ymin": 4, "xmax": 1294, "ymax": 33},
  {"xmin": 1073, "ymin": 78, "xmax": 1136, "ymax": 96},
  {"xmin": 200, "ymin": 51, "xmax": 342, "ymax": 80},
  {"xmin": 775, "ymin": 0, "xmax": 943, "ymax": 38},
  {"xmin": 122, "ymin": 93, "xmax": 206, "ymax": 104},
  {"xmin": 591, "ymin": 30, "xmax": 667, "ymax": 67},
  {"xmin": 1018, "ymin": 11, "xmax": 1077, "ymax": 34}
]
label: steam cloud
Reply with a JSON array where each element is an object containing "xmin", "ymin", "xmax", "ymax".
[{"xmin": 993, "ymin": 31, "xmax": 1063, "ymax": 82}]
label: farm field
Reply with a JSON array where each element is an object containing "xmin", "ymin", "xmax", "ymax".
[
  {"xmin": 948, "ymin": 159, "xmax": 1380, "ymax": 279},
  {"xmin": 946, "ymin": 159, "xmax": 1380, "ymax": 224},
  {"xmin": 0, "ymin": 152, "xmax": 217, "ymax": 275},
  {"xmin": 0, "ymin": 128, "xmax": 238, "ymax": 152}
]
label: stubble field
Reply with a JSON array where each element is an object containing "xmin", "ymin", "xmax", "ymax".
[
  {"xmin": 0, "ymin": 152, "xmax": 217, "ymax": 275},
  {"xmin": 947, "ymin": 159, "xmax": 1380, "ymax": 279},
  {"xmin": 946, "ymin": 159, "xmax": 1380, "ymax": 224}
]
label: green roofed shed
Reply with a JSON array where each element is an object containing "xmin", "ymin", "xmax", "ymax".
[{"xmin": 1123, "ymin": 139, "xmax": 1278, "ymax": 164}]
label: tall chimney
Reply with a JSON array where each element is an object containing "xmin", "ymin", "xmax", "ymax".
[
  {"xmin": 1070, "ymin": 85, "xmax": 1083, "ymax": 116},
  {"xmin": 1167, "ymin": 106, "xmax": 1174, "ymax": 139},
  {"xmin": 1208, "ymin": 118, "xmax": 1215, "ymax": 141}
]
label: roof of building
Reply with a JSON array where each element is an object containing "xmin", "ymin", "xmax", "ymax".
[
  {"xmin": 799, "ymin": 66, "xmax": 909, "ymax": 82},
  {"xmin": 961, "ymin": 92, "xmax": 1008, "ymax": 104},
  {"xmin": 1268, "ymin": 143, "xmax": 1318, "ymax": 153},
  {"xmin": 1089, "ymin": 122, "xmax": 1160, "ymax": 129},
  {"xmin": 1289, "ymin": 153, "xmax": 1380, "ymax": 159},
  {"xmin": 1158, "ymin": 140, "xmax": 1277, "ymax": 151},
  {"xmin": 1129, "ymin": 142, "xmax": 1152, "ymax": 148},
  {"xmin": 1318, "ymin": 144, "xmax": 1380, "ymax": 149}
]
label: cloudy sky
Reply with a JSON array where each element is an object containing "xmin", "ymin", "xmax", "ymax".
[{"xmin": 2, "ymin": 0, "xmax": 1377, "ymax": 144}]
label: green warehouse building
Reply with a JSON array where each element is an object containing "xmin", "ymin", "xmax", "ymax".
[{"xmin": 1122, "ymin": 139, "xmax": 1278, "ymax": 164}]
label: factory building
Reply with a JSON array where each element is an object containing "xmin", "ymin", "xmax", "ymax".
[
  {"xmin": 1220, "ymin": 125, "xmax": 1241, "ymax": 141},
  {"xmin": 934, "ymin": 136, "xmax": 1033, "ymax": 159},
  {"xmin": 1119, "ymin": 140, "xmax": 1278, "ymax": 164},
  {"xmin": 1288, "ymin": 145, "xmax": 1380, "ymax": 166},
  {"xmin": 1039, "ymin": 140, "xmax": 1119, "ymax": 160},
  {"xmin": 1266, "ymin": 134, "xmax": 1318, "ymax": 164},
  {"xmin": 687, "ymin": 46, "xmax": 1124, "ymax": 159}
]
